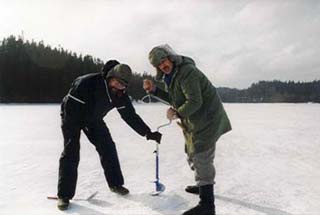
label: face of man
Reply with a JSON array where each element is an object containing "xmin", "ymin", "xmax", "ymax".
[
  {"xmin": 108, "ymin": 78, "xmax": 127, "ymax": 96},
  {"xmin": 158, "ymin": 58, "xmax": 173, "ymax": 74}
]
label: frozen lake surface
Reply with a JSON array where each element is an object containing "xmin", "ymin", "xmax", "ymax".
[{"xmin": 0, "ymin": 103, "xmax": 319, "ymax": 215}]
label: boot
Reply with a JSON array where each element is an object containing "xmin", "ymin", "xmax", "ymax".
[
  {"xmin": 182, "ymin": 184, "xmax": 215, "ymax": 215},
  {"xmin": 185, "ymin": 185, "xmax": 199, "ymax": 194},
  {"xmin": 110, "ymin": 185, "xmax": 129, "ymax": 195},
  {"xmin": 57, "ymin": 198, "xmax": 69, "ymax": 210}
]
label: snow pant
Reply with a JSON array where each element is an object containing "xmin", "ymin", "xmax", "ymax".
[
  {"xmin": 187, "ymin": 143, "xmax": 216, "ymax": 186},
  {"xmin": 57, "ymin": 120, "xmax": 124, "ymax": 199}
]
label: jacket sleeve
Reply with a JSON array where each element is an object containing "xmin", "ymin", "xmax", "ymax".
[
  {"xmin": 116, "ymin": 94, "xmax": 151, "ymax": 136},
  {"xmin": 176, "ymin": 69, "xmax": 202, "ymax": 118},
  {"xmin": 68, "ymin": 77, "xmax": 90, "ymax": 105},
  {"xmin": 63, "ymin": 78, "xmax": 90, "ymax": 123}
]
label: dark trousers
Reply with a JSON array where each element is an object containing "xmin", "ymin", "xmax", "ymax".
[{"xmin": 57, "ymin": 119, "xmax": 124, "ymax": 199}]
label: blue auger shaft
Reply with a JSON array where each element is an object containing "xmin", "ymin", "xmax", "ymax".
[
  {"xmin": 155, "ymin": 143, "xmax": 160, "ymax": 190},
  {"xmin": 155, "ymin": 120, "xmax": 171, "ymax": 188}
]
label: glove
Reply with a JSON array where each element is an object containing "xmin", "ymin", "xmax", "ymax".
[{"xmin": 146, "ymin": 131, "xmax": 162, "ymax": 143}]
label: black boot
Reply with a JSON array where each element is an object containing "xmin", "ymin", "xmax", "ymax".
[
  {"xmin": 185, "ymin": 185, "xmax": 199, "ymax": 194},
  {"xmin": 57, "ymin": 198, "xmax": 69, "ymax": 210},
  {"xmin": 182, "ymin": 184, "xmax": 215, "ymax": 215},
  {"xmin": 110, "ymin": 185, "xmax": 129, "ymax": 195}
]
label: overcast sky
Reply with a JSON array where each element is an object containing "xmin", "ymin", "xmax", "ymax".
[{"xmin": 1, "ymin": 0, "xmax": 319, "ymax": 88}]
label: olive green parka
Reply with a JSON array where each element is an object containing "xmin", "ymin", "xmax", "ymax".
[{"xmin": 149, "ymin": 46, "xmax": 231, "ymax": 155}]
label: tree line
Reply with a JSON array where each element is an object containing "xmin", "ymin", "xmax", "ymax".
[
  {"xmin": 0, "ymin": 35, "xmax": 153, "ymax": 103},
  {"xmin": 0, "ymin": 36, "xmax": 319, "ymax": 103},
  {"xmin": 218, "ymin": 80, "xmax": 320, "ymax": 103}
]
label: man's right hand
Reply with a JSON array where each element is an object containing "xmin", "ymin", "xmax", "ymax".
[
  {"xmin": 143, "ymin": 79, "xmax": 155, "ymax": 94},
  {"xmin": 146, "ymin": 131, "xmax": 162, "ymax": 143}
]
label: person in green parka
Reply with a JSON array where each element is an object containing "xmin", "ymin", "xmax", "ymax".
[{"xmin": 144, "ymin": 44, "xmax": 231, "ymax": 215}]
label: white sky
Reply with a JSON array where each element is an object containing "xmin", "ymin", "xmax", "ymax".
[{"xmin": 1, "ymin": 0, "xmax": 319, "ymax": 88}]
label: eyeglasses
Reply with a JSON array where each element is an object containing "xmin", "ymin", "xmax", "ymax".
[{"xmin": 110, "ymin": 78, "xmax": 127, "ymax": 90}]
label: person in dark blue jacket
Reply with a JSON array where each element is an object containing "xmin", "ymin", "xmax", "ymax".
[{"xmin": 57, "ymin": 60, "xmax": 161, "ymax": 210}]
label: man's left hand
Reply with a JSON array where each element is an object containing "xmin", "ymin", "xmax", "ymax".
[{"xmin": 167, "ymin": 107, "xmax": 178, "ymax": 120}]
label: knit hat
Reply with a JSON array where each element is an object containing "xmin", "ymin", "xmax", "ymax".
[{"xmin": 106, "ymin": 64, "xmax": 132, "ymax": 86}]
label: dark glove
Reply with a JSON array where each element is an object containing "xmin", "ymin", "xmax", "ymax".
[{"xmin": 146, "ymin": 131, "xmax": 162, "ymax": 143}]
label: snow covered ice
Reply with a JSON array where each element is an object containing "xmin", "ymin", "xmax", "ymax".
[{"xmin": 0, "ymin": 103, "xmax": 319, "ymax": 215}]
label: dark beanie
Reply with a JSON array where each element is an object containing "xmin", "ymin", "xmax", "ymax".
[{"xmin": 102, "ymin": 60, "xmax": 120, "ymax": 77}]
